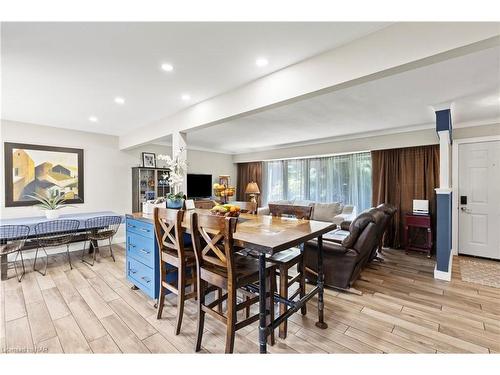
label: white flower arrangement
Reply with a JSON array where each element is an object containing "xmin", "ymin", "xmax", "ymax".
[{"xmin": 157, "ymin": 147, "xmax": 188, "ymax": 199}]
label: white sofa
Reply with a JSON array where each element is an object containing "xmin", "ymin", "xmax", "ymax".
[{"xmin": 257, "ymin": 200, "xmax": 356, "ymax": 226}]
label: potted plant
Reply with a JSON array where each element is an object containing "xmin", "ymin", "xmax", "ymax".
[
  {"xmin": 157, "ymin": 148, "xmax": 188, "ymax": 209},
  {"xmin": 166, "ymin": 192, "xmax": 185, "ymax": 209},
  {"xmin": 27, "ymin": 191, "xmax": 70, "ymax": 219}
]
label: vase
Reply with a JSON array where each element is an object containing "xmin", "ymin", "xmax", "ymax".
[
  {"xmin": 167, "ymin": 198, "xmax": 184, "ymax": 209},
  {"xmin": 45, "ymin": 210, "xmax": 60, "ymax": 219}
]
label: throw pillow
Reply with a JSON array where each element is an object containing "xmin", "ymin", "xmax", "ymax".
[{"xmin": 312, "ymin": 202, "xmax": 342, "ymax": 222}]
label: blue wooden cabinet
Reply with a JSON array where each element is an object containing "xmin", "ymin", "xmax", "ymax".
[{"xmin": 126, "ymin": 216, "xmax": 159, "ymax": 299}]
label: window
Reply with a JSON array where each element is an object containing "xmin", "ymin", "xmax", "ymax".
[{"xmin": 262, "ymin": 152, "xmax": 372, "ymax": 211}]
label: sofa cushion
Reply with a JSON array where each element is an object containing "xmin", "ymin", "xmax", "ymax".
[
  {"xmin": 293, "ymin": 200, "xmax": 315, "ymax": 207},
  {"xmin": 312, "ymin": 202, "xmax": 343, "ymax": 222},
  {"xmin": 272, "ymin": 200, "xmax": 293, "ymax": 205}
]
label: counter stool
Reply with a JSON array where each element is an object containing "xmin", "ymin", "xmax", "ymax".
[
  {"xmin": 265, "ymin": 204, "xmax": 313, "ymax": 339},
  {"xmin": 191, "ymin": 212, "xmax": 277, "ymax": 353},
  {"xmin": 34, "ymin": 219, "xmax": 80, "ymax": 275},
  {"xmin": 82, "ymin": 215, "xmax": 122, "ymax": 266},
  {"xmin": 0, "ymin": 225, "xmax": 30, "ymax": 282},
  {"xmin": 154, "ymin": 207, "xmax": 200, "ymax": 335}
]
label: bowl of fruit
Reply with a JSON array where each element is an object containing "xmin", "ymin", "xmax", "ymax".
[{"xmin": 210, "ymin": 204, "xmax": 241, "ymax": 217}]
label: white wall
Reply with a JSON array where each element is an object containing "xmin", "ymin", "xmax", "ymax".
[
  {"xmin": 232, "ymin": 123, "xmax": 500, "ymax": 162},
  {"xmin": 0, "ymin": 120, "xmax": 237, "ymax": 221},
  {"xmin": 1, "ymin": 120, "xmax": 134, "ymax": 221},
  {"xmin": 187, "ymin": 149, "xmax": 237, "ymax": 186}
]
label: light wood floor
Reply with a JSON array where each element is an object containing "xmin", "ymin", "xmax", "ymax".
[{"xmin": 1, "ymin": 245, "xmax": 499, "ymax": 354}]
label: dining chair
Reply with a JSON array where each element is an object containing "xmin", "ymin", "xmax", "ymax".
[
  {"xmin": 266, "ymin": 203, "xmax": 313, "ymax": 339},
  {"xmin": 190, "ymin": 212, "xmax": 277, "ymax": 353},
  {"xmin": 154, "ymin": 207, "xmax": 200, "ymax": 335},
  {"xmin": 82, "ymin": 215, "xmax": 122, "ymax": 266},
  {"xmin": 229, "ymin": 201, "xmax": 257, "ymax": 214},
  {"xmin": 33, "ymin": 219, "xmax": 80, "ymax": 275},
  {"xmin": 0, "ymin": 225, "xmax": 30, "ymax": 282}
]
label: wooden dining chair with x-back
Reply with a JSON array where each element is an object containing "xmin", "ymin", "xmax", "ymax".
[
  {"xmin": 154, "ymin": 207, "xmax": 199, "ymax": 335},
  {"xmin": 266, "ymin": 203, "xmax": 313, "ymax": 339},
  {"xmin": 190, "ymin": 211, "xmax": 277, "ymax": 353}
]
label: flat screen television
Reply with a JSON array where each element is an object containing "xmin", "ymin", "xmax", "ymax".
[{"xmin": 187, "ymin": 174, "xmax": 212, "ymax": 198}]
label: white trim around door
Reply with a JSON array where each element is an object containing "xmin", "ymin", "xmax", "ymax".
[{"xmin": 452, "ymin": 135, "xmax": 500, "ymax": 257}]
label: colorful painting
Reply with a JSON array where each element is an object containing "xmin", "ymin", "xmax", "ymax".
[{"xmin": 4, "ymin": 143, "xmax": 84, "ymax": 206}]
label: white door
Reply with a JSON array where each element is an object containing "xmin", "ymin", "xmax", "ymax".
[{"xmin": 458, "ymin": 140, "xmax": 500, "ymax": 259}]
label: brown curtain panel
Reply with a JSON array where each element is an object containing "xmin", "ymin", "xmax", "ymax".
[
  {"xmin": 372, "ymin": 145, "xmax": 440, "ymax": 248},
  {"xmin": 236, "ymin": 162, "xmax": 263, "ymax": 206}
]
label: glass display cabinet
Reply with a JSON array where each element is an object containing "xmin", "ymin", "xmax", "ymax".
[{"xmin": 132, "ymin": 167, "xmax": 170, "ymax": 212}]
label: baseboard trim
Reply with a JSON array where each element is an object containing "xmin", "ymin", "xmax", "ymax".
[{"xmin": 434, "ymin": 250, "xmax": 454, "ymax": 282}]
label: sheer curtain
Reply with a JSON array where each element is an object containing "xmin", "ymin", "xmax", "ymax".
[{"xmin": 262, "ymin": 152, "xmax": 372, "ymax": 211}]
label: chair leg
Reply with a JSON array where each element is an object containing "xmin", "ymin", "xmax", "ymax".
[
  {"xmin": 175, "ymin": 264, "xmax": 186, "ymax": 335},
  {"xmin": 216, "ymin": 287, "xmax": 223, "ymax": 313},
  {"xmin": 33, "ymin": 247, "xmax": 39, "ymax": 271},
  {"xmin": 81, "ymin": 240, "xmax": 87, "ymax": 262},
  {"xmin": 191, "ymin": 264, "xmax": 197, "ymax": 300},
  {"xmin": 66, "ymin": 244, "xmax": 73, "ymax": 270},
  {"xmin": 278, "ymin": 266, "xmax": 288, "ymax": 339},
  {"xmin": 93, "ymin": 243, "xmax": 97, "ymax": 265},
  {"xmin": 268, "ymin": 268, "xmax": 276, "ymax": 346},
  {"xmin": 195, "ymin": 279, "xmax": 206, "ymax": 352},
  {"xmin": 245, "ymin": 296, "xmax": 250, "ymax": 318},
  {"xmin": 14, "ymin": 250, "xmax": 26, "ymax": 282},
  {"xmin": 81, "ymin": 240, "xmax": 95, "ymax": 266},
  {"xmin": 34, "ymin": 247, "xmax": 48, "ymax": 276},
  {"xmin": 225, "ymin": 286, "xmax": 237, "ymax": 354},
  {"xmin": 299, "ymin": 260, "xmax": 307, "ymax": 315},
  {"xmin": 156, "ymin": 261, "xmax": 166, "ymax": 319},
  {"xmin": 108, "ymin": 238, "xmax": 115, "ymax": 262}
]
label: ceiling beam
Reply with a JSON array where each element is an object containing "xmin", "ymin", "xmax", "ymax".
[{"xmin": 119, "ymin": 22, "xmax": 500, "ymax": 150}]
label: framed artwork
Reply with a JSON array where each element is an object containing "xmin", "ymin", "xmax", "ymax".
[
  {"xmin": 142, "ymin": 152, "xmax": 156, "ymax": 168},
  {"xmin": 4, "ymin": 142, "xmax": 84, "ymax": 207}
]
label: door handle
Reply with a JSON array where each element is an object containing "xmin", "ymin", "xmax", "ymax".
[{"xmin": 460, "ymin": 207, "xmax": 472, "ymax": 213}]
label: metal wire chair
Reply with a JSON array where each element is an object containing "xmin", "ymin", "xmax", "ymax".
[
  {"xmin": 0, "ymin": 225, "xmax": 30, "ymax": 282},
  {"xmin": 33, "ymin": 219, "xmax": 80, "ymax": 275},
  {"xmin": 81, "ymin": 215, "xmax": 122, "ymax": 266}
]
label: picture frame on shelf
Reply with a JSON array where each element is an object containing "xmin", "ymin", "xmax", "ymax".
[{"xmin": 142, "ymin": 152, "xmax": 156, "ymax": 168}]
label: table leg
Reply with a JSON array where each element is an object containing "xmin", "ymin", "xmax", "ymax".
[
  {"xmin": 1, "ymin": 253, "xmax": 7, "ymax": 281},
  {"xmin": 89, "ymin": 239, "xmax": 98, "ymax": 254},
  {"xmin": 258, "ymin": 253, "xmax": 267, "ymax": 354},
  {"xmin": 315, "ymin": 235, "xmax": 328, "ymax": 329}
]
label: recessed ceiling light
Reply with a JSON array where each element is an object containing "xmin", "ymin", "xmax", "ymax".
[
  {"xmin": 114, "ymin": 97, "xmax": 125, "ymax": 105},
  {"xmin": 161, "ymin": 63, "xmax": 174, "ymax": 72},
  {"xmin": 256, "ymin": 58, "xmax": 268, "ymax": 67},
  {"xmin": 88, "ymin": 116, "xmax": 98, "ymax": 123},
  {"xmin": 181, "ymin": 94, "xmax": 191, "ymax": 101}
]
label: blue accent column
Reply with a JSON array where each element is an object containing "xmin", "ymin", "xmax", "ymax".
[
  {"xmin": 434, "ymin": 108, "xmax": 453, "ymax": 278},
  {"xmin": 436, "ymin": 192, "xmax": 452, "ymax": 272}
]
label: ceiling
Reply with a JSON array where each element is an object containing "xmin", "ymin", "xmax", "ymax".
[
  {"xmin": 184, "ymin": 45, "xmax": 500, "ymax": 154},
  {"xmin": 1, "ymin": 22, "xmax": 389, "ymax": 135}
]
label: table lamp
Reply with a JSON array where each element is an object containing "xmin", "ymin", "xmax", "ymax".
[{"xmin": 245, "ymin": 182, "xmax": 260, "ymax": 204}]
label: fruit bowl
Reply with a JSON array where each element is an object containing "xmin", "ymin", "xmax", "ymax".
[{"xmin": 210, "ymin": 204, "xmax": 241, "ymax": 217}]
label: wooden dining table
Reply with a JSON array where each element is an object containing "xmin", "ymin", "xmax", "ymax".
[{"xmin": 179, "ymin": 209, "xmax": 337, "ymax": 354}]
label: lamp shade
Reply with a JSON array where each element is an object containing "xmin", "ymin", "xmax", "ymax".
[{"xmin": 245, "ymin": 182, "xmax": 260, "ymax": 194}]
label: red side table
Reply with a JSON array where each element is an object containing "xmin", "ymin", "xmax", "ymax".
[{"xmin": 404, "ymin": 213, "xmax": 432, "ymax": 257}]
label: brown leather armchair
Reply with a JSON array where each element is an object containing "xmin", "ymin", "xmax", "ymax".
[
  {"xmin": 339, "ymin": 204, "xmax": 397, "ymax": 262},
  {"xmin": 375, "ymin": 203, "xmax": 397, "ymax": 256},
  {"xmin": 303, "ymin": 212, "xmax": 379, "ymax": 290}
]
